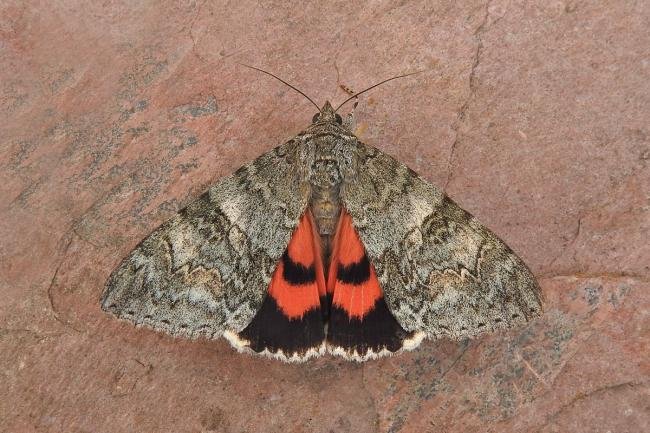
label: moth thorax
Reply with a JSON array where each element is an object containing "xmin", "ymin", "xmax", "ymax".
[{"xmin": 310, "ymin": 182, "xmax": 341, "ymax": 266}]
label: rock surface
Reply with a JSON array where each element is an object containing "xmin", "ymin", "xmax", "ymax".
[{"xmin": 1, "ymin": 1, "xmax": 648, "ymax": 432}]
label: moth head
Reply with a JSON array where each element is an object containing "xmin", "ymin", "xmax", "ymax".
[{"xmin": 312, "ymin": 101, "xmax": 343, "ymax": 125}]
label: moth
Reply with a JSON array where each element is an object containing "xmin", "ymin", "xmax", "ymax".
[{"xmin": 102, "ymin": 69, "xmax": 542, "ymax": 362}]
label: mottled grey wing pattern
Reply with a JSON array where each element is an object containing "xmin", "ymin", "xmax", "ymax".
[
  {"xmin": 102, "ymin": 139, "xmax": 308, "ymax": 337},
  {"xmin": 342, "ymin": 143, "xmax": 543, "ymax": 340}
]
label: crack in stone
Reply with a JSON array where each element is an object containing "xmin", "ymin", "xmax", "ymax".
[
  {"xmin": 72, "ymin": 227, "xmax": 101, "ymax": 249},
  {"xmin": 532, "ymin": 274, "xmax": 641, "ymax": 393},
  {"xmin": 549, "ymin": 216, "xmax": 583, "ymax": 271},
  {"xmin": 569, "ymin": 217, "xmax": 584, "ymax": 265},
  {"xmin": 46, "ymin": 231, "xmax": 83, "ymax": 333},
  {"xmin": 71, "ymin": 191, "xmax": 113, "ymax": 236},
  {"xmin": 0, "ymin": 328, "xmax": 49, "ymax": 342},
  {"xmin": 188, "ymin": 0, "xmax": 209, "ymax": 65},
  {"xmin": 516, "ymin": 350, "xmax": 551, "ymax": 390},
  {"xmin": 445, "ymin": 0, "xmax": 492, "ymax": 191},
  {"xmin": 538, "ymin": 272, "xmax": 649, "ymax": 283},
  {"xmin": 187, "ymin": 1, "xmax": 244, "ymax": 67},
  {"xmin": 546, "ymin": 330, "xmax": 598, "ymax": 392},
  {"xmin": 386, "ymin": 342, "xmax": 471, "ymax": 432},
  {"xmin": 111, "ymin": 358, "xmax": 155, "ymax": 398},
  {"xmin": 533, "ymin": 381, "xmax": 648, "ymax": 433},
  {"xmin": 439, "ymin": 340, "xmax": 471, "ymax": 382},
  {"xmin": 9, "ymin": 176, "xmax": 45, "ymax": 208}
]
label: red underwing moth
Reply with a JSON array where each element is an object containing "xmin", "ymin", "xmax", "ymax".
[{"xmin": 102, "ymin": 70, "xmax": 543, "ymax": 362}]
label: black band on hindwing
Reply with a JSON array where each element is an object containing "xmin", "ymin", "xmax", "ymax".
[
  {"xmin": 281, "ymin": 251, "xmax": 316, "ymax": 285},
  {"xmin": 328, "ymin": 297, "xmax": 414, "ymax": 355},
  {"xmin": 336, "ymin": 254, "xmax": 370, "ymax": 285},
  {"xmin": 238, "ymin": 295, "xmax": 324, "ymax": 355}
]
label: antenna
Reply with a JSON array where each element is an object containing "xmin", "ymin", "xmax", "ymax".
[
  {"xmin": 239, "ymin": 63, "xmax": 320, "ymax": 111},
  {"xmin": 334, "ymin": 70, "xmax": 424, "ymax": 112}
]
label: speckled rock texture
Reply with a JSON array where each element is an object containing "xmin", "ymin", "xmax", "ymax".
[{"xmin": 1, "ymin": 1, "xmax": 648, "ymax": 432}]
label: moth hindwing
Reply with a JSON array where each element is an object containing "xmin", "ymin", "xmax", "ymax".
[{"xmin": 102, "ymin": 101, "xmax": 542, "ymax": 362}]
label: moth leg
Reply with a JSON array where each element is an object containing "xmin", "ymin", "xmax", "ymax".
[
  {"xmin": 343, "ymin": 98, "xmax": 359, "ymax": 130},
  {"xmin": 337, "ymin": 86, "xmax": 357, "ymax": 130}
]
